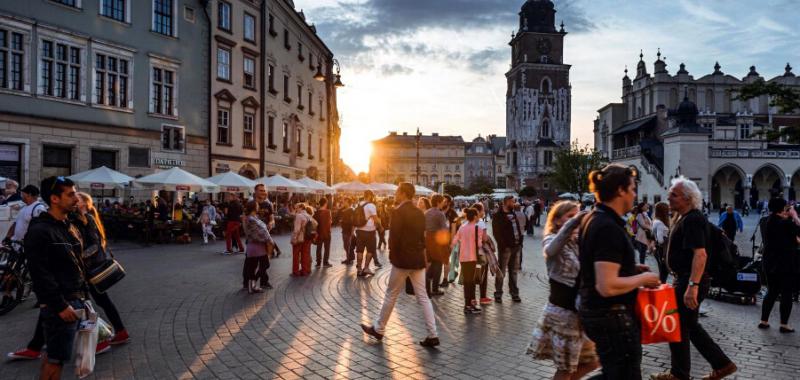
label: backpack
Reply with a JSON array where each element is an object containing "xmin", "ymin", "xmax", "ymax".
[
  {"xmin": 340, "ymin": 207, "xmax": 353, "ymax": 228},
  {"xmin": 304, "ymin": 216, "xmax": 318, "ymax": 239},
  {"xmin": 353, "ymin": 202, "xmax": 371, "ymax": 228},
  {"xmin": 705, "ymin": 221, "xmax": 738, "ymax": 283}
]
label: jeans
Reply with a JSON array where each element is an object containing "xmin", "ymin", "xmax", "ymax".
[
  {"xmin": 243, "ymin": 255, "xmax": 270, "ymax": 287},
  {"xmin": 225, "ymin": 221, "xmax": 243, "ymax": 253},
  {"xmin": 761, "ymin": 272, "xmax": 795, "ymax": 325},
  {"xmin": 315, "ymin": 237, "xmax": 331, "ymax": 265},
  {"xmin": 355, "ymin": 229, "xmax": 376, "ymax": 271},
  {"xmin": 495, "ymin": 246, "xmax": 521, "ymax": 298},
  {"xmin": 580, "ymin": 306, "xmax": 642, "ymax": 380},
  {"xmin": 634, "ymin": 240, "xmax": 648, "ymax": 265},
  {"xmin": 40, "ymin": 299, "xmax": 85, "ymax": 364},
  {"xmin": 373, "ymin": 266, "xmax": 438, "ymax": 338},
  {"xmin": 668, "ymin": 280, "xmax": 732, "ymax": 380},
  {"xmin": 342, "ymin": 227, "xmax": 354, "ymax": 261},
  {"xmin": 426, "ymin": 261, "xmax": 443, "ymax": 295}
]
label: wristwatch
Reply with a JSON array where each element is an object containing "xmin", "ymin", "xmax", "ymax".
[{"xmin": 688, "ymin": 281, "xmax": 699, "ymax": 287}]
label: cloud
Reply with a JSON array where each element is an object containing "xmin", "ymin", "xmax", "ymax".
[
  {"xmin": 379, "ymin": 64, "xmax": 413, "ymax": 76},
  {"xmin": 677, "ymin": 0, "xmax": 733, "ymax": 25}
]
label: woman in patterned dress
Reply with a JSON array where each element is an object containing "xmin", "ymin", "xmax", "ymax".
[{"xmin": 527, "ymin": 201, "xmax": 600, "ymax": 379}]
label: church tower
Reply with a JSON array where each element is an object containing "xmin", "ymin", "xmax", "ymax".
[{"xmin": 505, "ymin": 0, "xmax": 571, "ymax": 190}]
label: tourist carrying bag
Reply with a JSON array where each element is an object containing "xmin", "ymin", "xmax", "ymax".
[
  {"xmin": 636, "ymin": 284, "xmax": 682, "ymax": 344},
  {"xmin": 87, "ymin": 256, "xmax": 126, "ymax": 293},
  {"xmin": 74, "ymin": 301, "xmax": 98, "ymax": 379}
]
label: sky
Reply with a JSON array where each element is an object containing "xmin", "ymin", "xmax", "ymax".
[{"xmin": 292, "ymin": 0, "xmax": 800, "ymax": 173}]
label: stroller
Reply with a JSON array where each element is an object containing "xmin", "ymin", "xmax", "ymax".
[{"xmin": 707, "ymin": 218, "xmax": 764, "ymax": 305}]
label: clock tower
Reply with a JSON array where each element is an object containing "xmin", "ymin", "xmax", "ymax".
[{"xmin": 505, "ymin": 0, "xmax": 571, "ymax": 190}]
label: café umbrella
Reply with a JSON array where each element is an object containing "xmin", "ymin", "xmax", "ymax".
[
  {"xmin": 254, "ymin": 174, "xmax": 309, "ymax": 193},
  {"xmin": 133, "ymin": 167, "xmax": 220, "ymax": 193},
  {"xmin": 414, "ymin": 185, "xmax": 435, "ymax": 196},
  {"xmin": 369, "ymin": 182, "xmax": 398, "ymax": 196},
  {"xmin": 204, "ymin": 172, "xmax": 257, "ymax": 194},
  {"xmin": 333, "ymin": 181, "xmax": 372, "ymax": 193},
  {"xmin": 67, "ymin": 166, "xmax": 134, "ymax": 190},
  {"xmin": 296, "ymin": 177, "xmax": 335, "ymax": 195}
]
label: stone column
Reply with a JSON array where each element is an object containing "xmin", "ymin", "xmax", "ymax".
[
  {"xmin": 743, "ymin": 186, "xmax": 751, "ymax": 209},
  {"xmin": 785, "ymin": 186, "xmax": 791, "ymax": 201}
]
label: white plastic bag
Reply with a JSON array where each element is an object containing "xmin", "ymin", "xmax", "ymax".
[{"xmin": 74, "ymin": 301, "xmax": 98, "ymax": 379}]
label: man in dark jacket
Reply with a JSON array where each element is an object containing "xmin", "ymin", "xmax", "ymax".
[
  {"xmin": 25, "ymin": 176, "xmax": 86, "ymax": 379},
  {"xmin": 491, "ymin": 195, "xmax": 525, "ymax": 303},
  {"xmin": 361, "ymin": 182, "xmax": 439, "ymax": 347}
]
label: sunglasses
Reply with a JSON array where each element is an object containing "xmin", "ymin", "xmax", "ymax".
[{"xmin": 49, "ymin": 176, "xmax": 67, "ymax": 192}]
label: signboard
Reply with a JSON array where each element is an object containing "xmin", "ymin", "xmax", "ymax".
[
  {"xmin": 215, "ymin": 162, "xmax": 231, "ymax": 173},
  {"xmin": 90, "ymin": 183, "xmax": 105, "ymax": 189},
  {"xmin": 154, "ymin": 158, "xmax": 185, "ymax": 169},
  {"xmin": 276, "ymin": 186, "xmax": 288, "ymax": 192},
  {"xmin": 224, "ymin": 187, "xmax": 241, "ymax": 192},
  {"xmin": 175, "ymin": 185, "xmax": 190, "ymax": 191}
]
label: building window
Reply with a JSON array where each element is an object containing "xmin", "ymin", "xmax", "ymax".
[
  {"xmin": 297, "ymin": 84, "xmax": 304, "ymax": 109},
  {"xmin": 40, "ymin": 40, "xmax": 81, "ymax": 100},
  {"xmin": 739, "ymin": 123, "xmax": 751, "ymax": 139},
  {"xmin": 307, "ymin": 131, "xmax": 313, "ymax": 158},
  {"xmin": 267, "ymin": 115, "xmax": 276, "ymax": 148},
  {"xmin": 268, "ymin": 13, "xmax": 277, "ymax": 37},
  {"xmin": 151, "ymin": 67, "xmax": 175, "ymax": 115},
  {"xmin": 243, "ymin": 56, "xmax": 255, "ymax": 88},
  {"xmin": 101, "ymin": 0, "xmax": 125, "ymax": 22},
  {"xmin": 0, "ymin": 30, "xmax": 25, "ymax": 91},
  {"xmin": 297, "ymin": 43, "xmax": 304, "ymax": 61},
  {"xmin": 217, "ymin": 108, "xmax": 230, "ymax": 144},
  {"xmin": 541, "ymin": 119, "xmax": 550, "ymax": 138},
  {"xmin": 283, "ymin": 28, "xmax": 290, "ymax": 50},
  {"xmin": 283, "ymin": 75, "xmax": 290, "ymax": 102},
  {"xmin": 217, "ymin": 1, "xmax": 231, "ymax": 31},
  {"xmin": 94, "ymin": 53, "xmax": 130, "ymax": 108},
  {"xmin": 217, "ymin": 47, "xmax": 230, "ymax": 80},
  {"xmin": 318, "ymin": 136, "xmax": 323, "ymax": 161},
  {"xmin": 42, "ymin": 145, "xmax": 72, "ymax": 178},
  {"xmin": 153, "ymin": 0, "xmax": 174, "ymax": 36},
  {"xmin": 544, "ymin": 150, "xmax": 553, "ymax": 166},
  {"xmin": 161, "ymin": 125, "xmax": 184, "ymax": 151},
  {"xmin": 53, "ymin": 0, "xmax": 79, "ymax": 7},
  {"xmin": 282, "ymin": 122, "xmax": 289, "ymax": 152},
  {"xmin": 128, "ymin": 147, "xmax": 150, "ymax": 168},
  {"xmin": 243, "ymin": 113, "xmax": 255, "ymax": 149},
  {"xmin": 296, "ymin": 129, "xmax": 302, "ymax": 156},
  {"xmin": 91, "ymin": 149, "xmax": 117, "ymax": 169},
  {"xmin": 243, "ymin": 13, "xmax": 255, "ymax": 42},
  {"xmin": 183, "ymin": 6, "xmax": 195, "ymax": 22},
  {"xmin": 308, "ymin": 92, "xmax": 314, "ymax": 114},
  {"xmin": 318, "ymin": 98, "xmax": 324, "ymax": 120},
  {"xmin": 267, "ymin": 64, "xmax": 276, "ymax": 94}
]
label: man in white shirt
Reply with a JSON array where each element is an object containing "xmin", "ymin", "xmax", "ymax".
[
  {"xmin": 355, "ymin": 190, "xmax": 379, "ymax": 277},
  {"xmin": 5, "ymin": 185, "xmax": 47, "ymax": 247}
]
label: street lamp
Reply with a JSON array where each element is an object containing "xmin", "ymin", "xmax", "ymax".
[{"xmin": 314, "ymin": 58, "xmax": 344, "ymax": 88}]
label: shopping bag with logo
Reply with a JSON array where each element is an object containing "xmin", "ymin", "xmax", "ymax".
[
  {"xmin": 636, "ymin": 284, "xmax": 682, "ymax": 344},
  {"xmin": 74, "ymin": 301, "xmax": 99, "ymax": 379}
]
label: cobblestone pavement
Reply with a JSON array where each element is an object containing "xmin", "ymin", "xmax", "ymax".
[{"xmin": 1, "ymin": 214, "xmax": 798, "ymax": 379}]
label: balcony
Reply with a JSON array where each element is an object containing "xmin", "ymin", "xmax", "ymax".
[
  {"xmin": 612, "ymin": 145, "xmax": 641, "ymax": 160},
  {"xmin": 710, "ymin": 148, "xmax": 800, "ymax": 159}
]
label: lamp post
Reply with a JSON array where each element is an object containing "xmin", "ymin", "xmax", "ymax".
[
  {"xmin": 415, "ymin": 127, "xmax": 421, "ymax": 185},
  {"xmin": 314, "ymin": 57, "xmax": 344, "ymax": 185}
]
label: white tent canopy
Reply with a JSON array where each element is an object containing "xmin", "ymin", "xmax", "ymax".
[
  {"xmin": 414, "ymin": 185, "xmax": 434, "ymax": 196},
  {"xmin": 369, "ymin": 182, "xmax": 398, "ymax": 195},
  {"xmin": 205, "ymin": 172, "xmax": 257, "ymax": 193},
  {"xmin": 133, "ymin": 167, "xmax": 219, "ymax": 193},
  {"xmin": 255, "ymin": 174, "xmax": 308, "ymax": 193},
  {"xmin": 558, "ymin": 192, "xmax": 580, "ymax": 200},
  {"xmin": 68, "ymin": 166, "xmax": 134, "ymax": 190},
  {"xmin": 296, "ymin": 177, "xmax": 335, "ymax": 195},
  {"xmin": 333, "ymin": 181, "xmax": 372, "ymax": 193}
]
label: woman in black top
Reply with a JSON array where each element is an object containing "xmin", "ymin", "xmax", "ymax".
[{"xmin": 759, "ymin": 198, "xmax": 800, "ymax": 333}]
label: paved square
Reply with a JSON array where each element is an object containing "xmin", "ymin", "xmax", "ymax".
[{"xmin": 1, "ymin": 214, "xmax": 797, "ymax": 379}]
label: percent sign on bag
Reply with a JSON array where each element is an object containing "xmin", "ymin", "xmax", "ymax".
[{"xmin": 636, "ymin": 284, "xmax": 682, "ymax": 344}]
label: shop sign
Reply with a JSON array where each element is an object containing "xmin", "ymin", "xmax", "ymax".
[
  {"xmin": 276, "ymin": 186, "xmax": 288, "ymax": 192},
  {"xmin": 154, "ymin": 158, "xmax": 185, "ymax": 169},
  {"xmin": 176, "ymin": 185, "xmax": 191, "ymax": 191},
  {"xmin": 224, "ymin": 186, "xmax": 241, "ymax": 192},
  {"xmin": 90, "ymin": 183, "xmax": 105, "ymax": 189},
  {"xmin": 215, "ymin": 163, "xmax": 231, "ymax": 173}
]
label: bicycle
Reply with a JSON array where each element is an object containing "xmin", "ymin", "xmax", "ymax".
[{"xmin": 0, "ymin": 241, "xmax": 33, "ymax": 316}]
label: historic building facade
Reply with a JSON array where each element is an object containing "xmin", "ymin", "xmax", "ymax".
[
  {"xmin": 264, "ymin": 0, "xmax": 340, "ymax": 183},
  {"xmin": 0, "ymin": 0, "xmax": 210, "ymax": 186},
  {"xmin": 209, "ymin": 0, "xmax": 262, "ymax": 180},
  {"xmin": 370, "ymin": 132, "xmax": 465, "ymax": 188},
  {"xmin": 505, "ymin": 0, "xmax": 571, "ymax": 190},
  {"xmin": 596, "ymin": 53, "xmax": 800, "ymax": 207}
]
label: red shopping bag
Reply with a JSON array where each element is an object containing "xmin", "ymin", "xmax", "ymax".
[{"xmin": 636, "ymin": 284, "xmax": 682, "ymax": 344}]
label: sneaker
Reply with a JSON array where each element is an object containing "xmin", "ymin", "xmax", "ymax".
[
  {"xmin": 479, "ymin": 297, "xmax": 493, "ymax": 305},
  {"xmin": 323, "ymin": 263, "xmax": 333, "ymax": 268},
  {"xmin": 96, "ymin": 341, "xmax": 111, "ymax": 355},
  {"xmin": 649, "ymin": 372, "xmax": 679, "ymax": 380},
  {"xmin": 361, "ymin": 324, "xmax": 383, "ymax": 340},
  {"xmin": 6, "ymin": 348, "xmax": 41, "ymax": 360},
  {"xmin": 361, "ymin": 269, "xmax": 374, "ymax": 276},
  {"xmin": 494, "ymin": 297, "xmax": 503, "ymax": 304},
  {"xmin": 758, "ymin": 322, "xmax": 770, "ymax": 329},
  {"xmin": 419, "ymin": 337, "xmax": 440, "ymax": 347},
  {"xmin": 463, "ymin": 306, "xmax": 481, "ymax": 314},
  {"xmin": 780, "ymin": 326, "xmax": 795, "ymax": 333},
  {"xmin": 109, "ymin": 329, "xmax": 130, "ymax": 345},
  {"xmin": 701, "ymin": 362, "xmax": 737, "ymax": 380},
  {"xmin": 221, "ymin": 251, "xmax": 232, "ymax": 255},
  {"xmin": 512, "ymin": 295, "xmax": 522, "ymax": 303}
]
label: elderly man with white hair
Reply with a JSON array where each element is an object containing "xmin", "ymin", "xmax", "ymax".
[
  {"xmin": 650, "ymin": 176, "xmax": 737, "ymax": 380},
  {"xmin": 1, "ymin": 179, "xmax": 21, "ymax": 205}
]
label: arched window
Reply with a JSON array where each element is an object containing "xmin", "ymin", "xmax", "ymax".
[
  {"xmin": 540, "ymin": 77, "xmax": 552, "ymax": 94},
  {"xmin": 541, "ymin": 119, "xmax": 551, "ymax": 138},
  {"xmin": 705, "ymin": 89, "xmax": 715, "ymax": 111}
]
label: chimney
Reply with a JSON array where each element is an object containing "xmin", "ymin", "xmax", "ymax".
[
  {"xmin": 402, "ymin": 132, "xmax": 408, "ymax": 136},
  {"xmin": 389, "ymin": 131, "xmax": 397, "ymax": 136},
  {"xmin": 432, "ymin": 133, "xmax": 439, "ymax": 136}
]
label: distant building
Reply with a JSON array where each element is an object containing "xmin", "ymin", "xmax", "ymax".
[
  {"xmin": 464, "ymin": 136, "xmax": 493, "ymax": 189},
  {"xmin": 488, "ymin": 134, "xmax": 507, "ymax": 188},
  {"xmin": 595, "ymin": 52, "xmax": 800, "ymax": 207},
  {"xmin": 370, "ymin": 132, "xmax": 465, "ymax": 188}
]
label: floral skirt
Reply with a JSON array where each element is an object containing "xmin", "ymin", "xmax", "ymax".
[{"xmin": 526, "ymin": 302, "xmax": 598, "ymax": 373}]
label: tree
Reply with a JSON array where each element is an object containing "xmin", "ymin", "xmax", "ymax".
[
  {"xmin": 734, "ymin": 79, "xmax": 800, "ymax": 143},
  {"xmin": 550, "ymin": 142, "xmax": 607, "ymax": 195},
  {"xmin": 444, "ymin": 184, "xmax": 465, "ymax": 196},
  {"xmin": 518, "ymin": 186, "xmax": 537, "ymax": 198},
  {"xmin": 357, "ymin": 172, "xmax": 369, "ymax": 183},
  {"xmin": 393, "ymin": 175, "xmax": 406, "ymax": 185},
  {"xmin": 467, "ymin": 177, "xmax": 495, "ymax": 195}
]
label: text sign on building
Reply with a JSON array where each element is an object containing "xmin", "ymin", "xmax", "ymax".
[
  {"xmin": 154, "ymin": 158, "xmax": 185, "ymax": 169},
  {"xmin": 224, "ymin": 187, "xmax": 241, "ymax": 192},
  {"xmin": 175, "ymin": 185, "xmax": 191, "ymax": 191},
  {"xmin": 216, "ymin": 163, "xmax": 231, "ymax": 173}
]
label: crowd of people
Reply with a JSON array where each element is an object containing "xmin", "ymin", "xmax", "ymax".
[{"xmin": 3, "ymin": 162, "xmax": 799, "ymax": 379}]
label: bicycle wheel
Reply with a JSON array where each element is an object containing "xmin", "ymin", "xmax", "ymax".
[{"xmin": 0, "ymin": 271, "xmax": 24, "ymax": 316}]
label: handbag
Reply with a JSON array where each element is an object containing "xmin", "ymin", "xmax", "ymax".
[
  {"xmin": 473, "ymin": 225, "xmax": 486, "ymax": 283},
  {"xmin": 636, "ymin": 284, "xmax": 682, "ymax": 344},
  {"xmin": 86, "ymin": 250, "xmax": 126, "ymax": 293},
  {"xmin": 74, "ymin": 301, "xmax": 98, "ymax": 379}
]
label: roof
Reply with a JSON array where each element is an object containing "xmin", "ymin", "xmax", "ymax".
[
  {"xmin": 536, "ymin": 139, "xmax": 559, "ymax": 147},
  {"xmin": 612, "ymin": 116, "xmax": 657, "ymax": 135},
  {"xmin": 373, "ymin": 133, "xmax": 464, "ymax": 145}
]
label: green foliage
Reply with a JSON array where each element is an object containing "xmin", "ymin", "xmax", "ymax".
[
  {"xmin": 444, "ymin": 184, "xmax": 465, "ymax": 196},
  {"xmin": 518, "ymin": 186, "xmax": 537, "ymax": 197},
  {"xmin": 550, "ymin": 142, "xmax": 607, "ymax": 194},
  {"xmin": 734, "ymin": 80, "xmax": 800, "ymax": 143},
  {"xmin": 467, "ymin": 177, "xmax": 495, "ymax": 195}
]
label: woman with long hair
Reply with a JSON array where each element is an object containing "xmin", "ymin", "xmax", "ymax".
[
  {"xmin": 651, "ymin": 202, "xmax": 671, "ymax": 283},
  {"xmin": 527, "ymin": 200, "xmax": 599, "ymax": 380},
  {"xmin": 417, "ymin": 196, "xmax": 431, "ymax": 211},
  {"xmin": 634, "ymin": 202, "xmax": 653, "ymax": 264},
  {"xmin": 242, "ymin": 200, "xmax": 272, "ymax": 293},
  {"xmin": 291, "ymin": 203, "xmax": 315, "ymax": 276},
  {"xmin": 471, "ymin": 202, "xmax": 493, "ymax": 305},
  {"xmin": 74, "ymin": 193, "xmax": 130, "ymax": 347},
  {"xmin": 451, "ymin": 208, "xmax": 488, "ymax": 314}
]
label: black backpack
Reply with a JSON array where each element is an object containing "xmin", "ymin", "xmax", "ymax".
[
  {"xmin": 340, "ymin": 207, "xmax": 354, "ymax": 228},
  {"xmin": 353, "ymin": 202, "xmax": 371, "ymax": 228},
  {"xmin": 705, "ymin": 221, "xmax": 738, "ymax": 283}
]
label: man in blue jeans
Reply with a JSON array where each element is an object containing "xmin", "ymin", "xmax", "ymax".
[
  {"xmin": 25, "ymin": 176, "xmax": 87, "ymax": 379},
  {"xmin": 578, "ymin": 164, "xmax": 661, "ymax": 380}
]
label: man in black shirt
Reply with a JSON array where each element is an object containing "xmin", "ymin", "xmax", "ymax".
[
  {"xmin": 651, "ymin": 177, "xmax": 736, "ymax": 380},
  {"xmin": 491, "ymin": 195, "xmax": 525, "ymax": 303},
  {"xmin": 578, "ymin": 164, "xmax": 660, "ymax": 380},
  {"xmin": 759, "ymin": 197, "xmax": 800, "ymax": 332}
]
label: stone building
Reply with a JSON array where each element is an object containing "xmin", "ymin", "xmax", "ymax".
[
  {"xmin": 464, "ymin": 135, "xmax": 494, "ymax": 189},
  {"xmin": 596, "ymin": 52, "xmax": 800, "ymax": 208},
  {"xmin": 0, "ymin": 0, "xmax": 210, "ymax": 186},
  {"xmin": 505, "ymin": 0, "xmax": 571, "ymax": 190},
  {"xmin": 209, "ymin": 0, "xmax": 262, "ymax": 179},
  {"xmin": 488, "ymin": 134, "xmax": 507, "ymax": 188},
  {"xmin": 264, "ymin": 0, "xmax": 340, "ymax": 183},
  {"xmin": 370, "ymin": 132, "xmax": 465, "ymax": 188}
]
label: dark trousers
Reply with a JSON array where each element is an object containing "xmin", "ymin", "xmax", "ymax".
[
  {"xmin": 634, "ymin": 240, "xmax": 648, "ymax": 264},
  {"xmin": 495, "ymin": 246, "xmax": 521, "ymax": 298},
  {"xmin": 461, "ymin": 261, "xmax": 477, "ymax": 307},
  {"xmin": 533, "ymin": 212, "xmax": 541, "ymax": 226},
  {"xmin": 580, "ymin": 307, "xmax": 642, "ymax": 380},
  {"xmin": 722, "ymin": 227, "xmax": 736, "ymax": 242},
  {"xmin": 761, "ymin": 272, "xmax": 795, "ymax": 325},
  {"xmin": 654, "ymin": 246, "xmax": 670, "ymax": 283},
  {"xmin": 669, "ymin": 280, "xmax": 732, "ymax": 380},
  {"xmin": 426, "ymin": 261, "xmax": 443, "ymax": 294},
  {"xmin": 342, "ymin": 227, "xmax": 354, "ymax": 261},
  {"xmin": 378, "ymin": 228, "xmax": 387, "ymax": 249},
  {"xmin": 479, "ymin": 265, "xmax": 488, "ymax": 298},
  {"xmin": 315, "ymin": 237, "xmax": 331, "ymax": 265},
  {"xmin": 526, "ymin": 217, "xmax": 534, "ymax": 235},
  {"xmin": 243, "ymin": 255, "xmax": 270, "ymax": 287}
]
